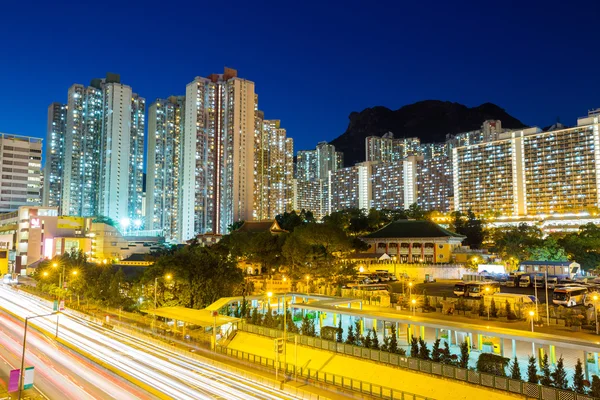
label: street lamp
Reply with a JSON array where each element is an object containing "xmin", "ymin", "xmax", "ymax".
[
  {"xmin": 408, "ymin": 281, "xmax": 413, "ymax": 302},
  {"xmin": 411, "ymin": 298, "xmax": 416, "ymax": 316},
  {"xmin": 529, "ymin": 310, "xmax": 535, "ymax": 332},
  {"xmin": 359, "ymin": 265, "xmax": 365, "ymax": 273},
  {"xmin": 594, "ymin": 295, "xmax": 599, "ymax": 335},
  {"xmin": 18, "ymin": 312, "xmax": 59, "ymax": 400}
]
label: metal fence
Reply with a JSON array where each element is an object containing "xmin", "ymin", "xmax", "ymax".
[
  {"xmin": 217, "ymin": 345, "xmax": 432, "ymax": 400},
  {"xmin": 239, "ymin": 323, "xmax": 599, "ymax": 400}
]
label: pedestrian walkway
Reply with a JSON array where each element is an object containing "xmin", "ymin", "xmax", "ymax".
[{"xmin": 227, "ymin": 331, "xmax": 523, "ymax": 400}]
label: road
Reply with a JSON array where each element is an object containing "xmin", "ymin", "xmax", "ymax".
[
  {"xmin": 0, "ymin": 285, "xmax": 301, "ymax": 400},
  {"xmin": 0, "ymin": 310, "xmax": 154, "ymax": 400}
]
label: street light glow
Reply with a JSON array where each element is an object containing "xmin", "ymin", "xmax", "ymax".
[
  {"xmin": 72, "ymin": 270, "xmax": 78, "ymax": 276},
  {"xmin": 52, "ymin": 263, "xmax": 57, "ymax": 268},
  {"xmin": 165, "ymin": 274, "xmax": 172, "ymax": 280},
  {"xmin": 411, "ymin": 299, "xmax": 416, "ymax": 304},
  {"xmin": 529, "ymin": 310, "xmax": 535, "ymax": 317},
  {"xmin": 267, "ymin": 292, "xmax": 273, "ymax": 298},
  {"xmin": 42, "ymin": 271, "xmax": 48, "ymax": 277}
]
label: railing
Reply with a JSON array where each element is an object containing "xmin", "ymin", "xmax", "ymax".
[
  {"xmin": 238, "ymin": 323, "xmax": 599, "ymax": 400},
  {"xmin": 217, "ymin": 345, "xmax": 431, "ymax": 400}
]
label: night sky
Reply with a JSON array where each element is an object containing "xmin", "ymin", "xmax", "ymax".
[{"xmin": 1, "ymin": 0, "xmax": 599, "ymax": 159}]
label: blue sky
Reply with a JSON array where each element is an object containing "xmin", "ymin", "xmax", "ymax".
[{"xmin": 0, "ymin": 0, "xmax": 599, "ymax": 157}]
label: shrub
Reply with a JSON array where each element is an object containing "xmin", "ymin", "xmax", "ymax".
[
  {"xmin": 540, "ymin": 354, "xmax": 552, "ymax": 386},
  {"xmin": 527, "ymin": 356, "xmax": 538, "ymax": 383},
  {"xmin": 490, "ymin": 299, "xmax": 497, "ymax": 317},
  {"xmin": 459, "ymin": 341, "xmax": 469, "ymax": 368},
  {"xmin": 431, "ymin": 338, "xmax": 442, "ymax": 363},
  {"xmin": 573, "ymin": 359, "xmax": 585, "ymax": 393},
  {"xmin": 389, "ymin": 325, "xmax": 399, "ymax": 354},
  {"xmin": 410, "ymin": 336, "xmax": 419, "ymax": 357},
  {"xmin": 418, "ymin": 337, "xmax": 430, "ymax": 360},
  {"xmin": 510, "ymin": 357, "xmax": 522, "ymax": 380},
  {"xmin": 345, "ymin": 324, "xmax": 356, "ymax": 345},
  {"xmin": 476, "ymin": 353, "xmax": 510, "ymax": 377},
  {"xmin": 371, "ymin": 327, "xmax": 379, "ymax": 349},
  {"xmin": 552, "ymin": 357, "xmax": 568, "ymax": 389}
]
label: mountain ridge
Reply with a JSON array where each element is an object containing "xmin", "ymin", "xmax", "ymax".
[{"xmin": 329, "ymin": 100, "xmax": 528, "ymax": 166}]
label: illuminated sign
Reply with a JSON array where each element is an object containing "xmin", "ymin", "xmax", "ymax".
[{"xmin": 30, "ymin": 218, "xmax": 40, "ymax": 229}]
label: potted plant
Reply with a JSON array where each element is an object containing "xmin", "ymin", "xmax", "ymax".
[
  {"xmin": 436, "ymin": 302, "xmax": 443, "ymax": 313},
  {"xmin": 572, "ymin": 315, "xmax": 584, "ymax": 332}
]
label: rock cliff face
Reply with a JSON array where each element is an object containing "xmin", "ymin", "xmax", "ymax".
[{"xmin": 329, "ymin": 100, "xmax": 527, "ymax": 166}]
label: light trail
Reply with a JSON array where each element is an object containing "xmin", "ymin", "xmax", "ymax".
[{"xmin": 0, "ymin": 285, "xmax": 300, "ymax": 400}]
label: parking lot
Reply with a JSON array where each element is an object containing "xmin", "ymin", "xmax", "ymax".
[{"xmin": 388, "ymin": 279, "xmax": 554, "ymax": 303}]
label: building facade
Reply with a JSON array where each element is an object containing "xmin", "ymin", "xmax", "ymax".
[
  {"xmin": 453, "ymin": 111, "xmax": 600, "ymax": 216},
  {"xmin": 253, "ymin": 117, "xmax": 294, "ymax": 220},
  {"xmin": 53, "ymin": 74, "xmax": 145, "ymax": 224},
  {"xmin": 146, "ymin": 96, "xmax": 184, "ymax": 241},
  {"xmin": 365, "ymin": 133, "xmax": 420, "ymax": 163},
  {"xmin": 43, "ymin": 103, "xmax": 66, "ymax": 210},
  {"xmin": 417, "ymin": 155, "xmax": 453, "ymax": 212},
  {"xmin": 181, "ymin": 68, "xmax": 255, "ymax": 238},
  {"xmin": 0, "ymin": 133, "xmax": 42, "ymax": 213}
]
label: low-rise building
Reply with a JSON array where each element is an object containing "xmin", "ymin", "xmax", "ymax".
[{"xmin": 360, "ymin": 220, "xmax": 465, "ymax": 264}]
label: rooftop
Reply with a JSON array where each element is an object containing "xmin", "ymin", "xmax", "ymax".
[
  {"xmin": 362, "ymin": 220, "xmax": 466, "ymax": 239},
  {"xmin": 235, "ymin": 220, "xmax": 287, "ymax": 234}
]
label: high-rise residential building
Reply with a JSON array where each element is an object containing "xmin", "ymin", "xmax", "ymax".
[
  {"xmin": 43, "ymin": 103, "xmax": 66, "ymax": 210},
  {"xmin": 370, "ymin": 156, "xmax": 420, "ymax": 210},
  {"xmin": 293, "ymin": 142, "xmax": 342, "ymax": 219},
  {"xmin": 0, "ymin": 133, "xmax": 42, "ymax": 213},
  {"xmin": 417, "ymin": 156, "xmax": 453, "ymax": 212},
  {"xmin": 129, "ymin": 94, "xmax": 145, "ymax": 223},
  {"xmin": 146, "ymin": 96, "xmax": 184, "ymax": 241},
  {"xmin": 62, "ymin": 83, "xmax": 103, "ymax": 217},
  {"xmin": 181, "ymin": 68, "xmax": 255, "ymax": 238},
  {"xmin": 295, "ymin": 142, "xmax": 343, "ymax": 182},
  {"xmin": 253, "ymin": 117, "xmax": 294, "ymax": 220},
  {"xmin": 453, "ymin": 111, "xmax": 600, "ymax": 216},
  {"xmin": 53, "ymin": 73, "xmax": 145, "ymax": 224},
  {"xmin": 365, "ymin": 133, "xmax": 420, "ymax": 163},
  {"xmin": 445, "ymin": 120, "xmax": 504, "ymax": 150},
  {"xmin": 293, "ymin": 179, "xmax": 330, "ymax": 220},
  {"xmin": 296, "ymin": 150, "xmax": 318, "ymax": 182},
  {"xmin": 419, "ymin": 142, "xmax": 448, "ymax": 160}
]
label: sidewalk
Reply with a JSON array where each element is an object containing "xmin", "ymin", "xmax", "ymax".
[{"xmin": 227, "ymin": 331, "xmax": 524, "ymax": 400}]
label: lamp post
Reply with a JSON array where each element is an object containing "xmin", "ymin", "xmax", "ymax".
[
  {"xmin": 408, "ymin": 281, "xmax": 413, "ymax": 304},
  {"xmin": 411, "ymin": 298, "xmax": 416, "ymax": 316},
  {"xmin": 529, "ymin": 310, "xmax": 535, "ymax": 332},
  {"xmin": 594, "ymin": 295, "xmax": 599, "ymax": 335},
  {"xmin": 19, "ymin": 312, "xmax": 58, "ymax": 400},
  {"xmin": 266, "ymin": 291, "xmax": 273, "ymax": 315}
]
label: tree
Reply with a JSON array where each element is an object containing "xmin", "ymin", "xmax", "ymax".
[
  {"xmin": 300, "ymin": 315, "xmax": 316, "ymax": 337},
  {"xmin": 451, "ymin": 210, "xmax": 484, "ymax": 249},
  {"xmin": 354, "ymin": 320, "xmax": 362, "ymax": 346},
  {"xmin": 251, "ymin": 308, "xmax": 259, "ymax": 325},
  {"xmin": 431, "ymin": 338, "xmax": 442, "ymax": 363},
  {"xmin": 491, "ymin": 223, "xmax": 544, "ymax": 263},
  {"xmin": 540, "ymin": 354, "xmax": 552, "ymax": 386},
  {"xmin": 591, "ymin": 375, "xmax": 600, "ymax": 398},
  {"xmin": 551, "ymin": 357, "xmax": 568, "ymax": 389},
  {"xmin": 145, "ymin": 245, "xmax": 243, "ymax": 309},
  {"xmin": 529, "ymin": 236, "xmax": 568, "ymax": 262},
  {"xmin": 381, "ymin": 335, "xmax": 390, "ymax": 352},
  {"xmin": 345, "ymin": 324, "xmax": 356, "ymax": 345},
  {"xmin": 441, "ymin": 341, "xmax": 452, "ymax": 365},
  {"xmin": 336, "ymin": 320, "xmax": 343, "ymax": 343},
  {"xmin": 363, "ymin": 330, "xmax": 372, "ymax": 349},
  {"xmin": 559, "ymin": 223, "xmax": 600, "ymax": 271},
  {"xmin": 510, "ymin": 357, "xmax": 522, "ymax": 380},
  {"xmin": 263, "ymin": 310, "xmax": 274, "ymax": 328},
  {"xmin": 527, "ymin": 356, "xmax": 538, "ymax": 384},
  {"xmin": 459, "ymin": 341, "xmax": 469, "ymax": 368},
  {"xmin": 573, "ymin": 359, "xmax": 585, "ymax": 393},
  {"xmin": 371, "ymin": 328, "xmax": 379, "ymax": 349},
  {"xmin": 227, "ymin": 220, "xmax": 245, "ymax": 232},
  {"xmin": 490, "ymin": 299, "xmax": 497, "ymax": 318},
  {"xmin": 405, "ymin": 203, "xmax": 426, "ymax": 220},
  {"xmin": 410, "ymin": 336, "xmax": 419, "ymax": 357},
  {"xmin": 389, "ymin": 325, "xmax": 398, "ymax": 354},
  {"xmin": 418, "ymin": 337, "xmax": 430, "ymax": 360}
]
